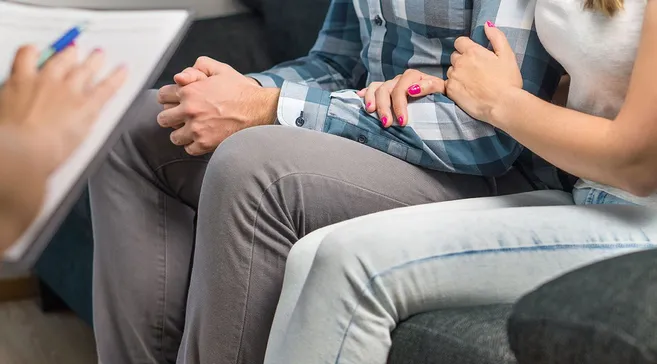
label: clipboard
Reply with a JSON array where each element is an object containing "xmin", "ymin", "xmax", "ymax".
[{"xmin": 0, "ymin": 1, "xmax": 193, "ymax": 274}]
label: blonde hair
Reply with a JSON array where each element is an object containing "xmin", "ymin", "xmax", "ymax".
[{"xmin": 585, "ymin": 0, "xmax": 624, "ymax": 16}]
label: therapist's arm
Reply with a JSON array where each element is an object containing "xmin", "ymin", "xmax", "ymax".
[
  {"xmin": 0, "ymin": 45, "xmax": 126, "ymax": 253},
  {"xmin": 0, "ymin": 128, "xmax": 49, "ymax": 251}
]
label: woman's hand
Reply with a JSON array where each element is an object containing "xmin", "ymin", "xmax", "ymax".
[
  {"xmin": 356, "ymin": 69, "xmax": 445, "ymax": 128},
  {"xmin": 445, "ymin": 22, "xmax": 522, "ymax": 125},
  {"xmin": 0, "ymin": 45, "xmax": 127, "ymax": 172}
]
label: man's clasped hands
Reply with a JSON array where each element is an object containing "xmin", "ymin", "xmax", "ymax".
[{"xmin": 156, "ymin": 23, "xmax": 522, "ymax": 156}]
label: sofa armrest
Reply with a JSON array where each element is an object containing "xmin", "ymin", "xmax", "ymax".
[{"xmin": 508, "ymin": 248, "xmax": 657, "ymax": 364}]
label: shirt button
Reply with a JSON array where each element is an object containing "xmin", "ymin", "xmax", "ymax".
[
  {"xmin": 295, "ymin": 111, "xmax": 305, "ymax": 127},
  {"xmin": 357, "ymin": 135, "xmax": 368, "ymax": 144},
  {"xmin": 374, "ymin": 15, "xmax": 383, "ymax": 26}
]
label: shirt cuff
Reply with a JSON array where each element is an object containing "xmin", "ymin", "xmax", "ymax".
[
  {"xmin": 247, "ymin": 72, "xmax": 284, "ymax": 88},
  {"xmin": 276, "ymin": 81, "xmax": 332, "ymax": 131}
]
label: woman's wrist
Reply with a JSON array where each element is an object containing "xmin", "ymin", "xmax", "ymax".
[{"xmin": 488, "ymin": 86, "xmax": 530, "ymax": 131}]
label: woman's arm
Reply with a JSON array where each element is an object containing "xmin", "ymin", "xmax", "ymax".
[
  {"xmin": 490, "ymin": 1, "xmax": 657, "ymax": 196},
  {"xmin": 0, "ymin": 127, "xmax": 49, "ymax": 251}
]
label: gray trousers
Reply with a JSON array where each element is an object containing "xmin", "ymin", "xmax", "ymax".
[{"xmin": 89, "ymin": 90, "xmax": 533, "ymax": 364}]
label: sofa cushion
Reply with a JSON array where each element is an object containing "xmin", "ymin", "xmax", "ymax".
[
  {"xmin": 244, "ymin": 0, "xmax": 331, "ymax": 64},
  {"xmin": 389, "ymin": 305, "xmax": 517, "ymax": 364},
  {"xmin": 508, "ymin": 249, "xmax": 657, "ymax": 364},
  {"xmin": 155, "ymin": 13, "xmax": 273, "ymax": 88}
]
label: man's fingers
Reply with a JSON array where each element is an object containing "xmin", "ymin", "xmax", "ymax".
[
  {"xmin": 87, "ymin": 65, "xmax": 127, "ymax": 112},
  {"xmin": 11, "ymin": 45, "xmax": 39, "ymax": 79},
  {"xmin": 484, "ymin": 21, "xmax": 514, "ymax": 59},
  {"xmin": 170, "ymin": 125, "xmax": 194, "ymax": 146},
  {"xmin": 157, "ymin": 84, "xmax": 181, "ymax": 104},
  {"xmin": 184, "ymin": 142, "xmax": 209, "ymax": 156},
  {"xmin": 364, "ymin": 82, "xmax": 383, "ymax": 113},
  {"xmin": 163, "ymin": 103, "xmax": 178, "ymax": 110},
  {"xmin": 407, "ymin": 76, "xmax": 446, "ymax": 98},
  {"xmin": 157, "ymin": 104, "xmax": 188, "ymax": 128},
  {"xmin": 174, "ymin": 67, "xmax": 208, "ymax": 86}
]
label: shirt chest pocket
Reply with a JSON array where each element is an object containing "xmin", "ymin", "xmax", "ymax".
[{"xmin": 386, "ymin": 0, "xmax": 472, "ymax": 38}]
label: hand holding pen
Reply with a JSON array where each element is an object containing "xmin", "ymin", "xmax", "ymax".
[{"xmin": 0, "ymin": 25, "xmax": 127, "ymax": 173}]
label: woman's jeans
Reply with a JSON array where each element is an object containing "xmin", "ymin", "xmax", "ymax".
[{"xmin": 263, "ymin": 190, "xmax": 657, "ymax": 364}]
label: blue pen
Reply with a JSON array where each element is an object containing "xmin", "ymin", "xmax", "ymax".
[{"xmin": 37, "ymin": 22, "xmax": 88, "ymax": 68}]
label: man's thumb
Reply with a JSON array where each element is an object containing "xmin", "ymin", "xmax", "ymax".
[
  {"xmin": 484, "ymin": 22, "xmax": 513, "ymax": 58},
  {"xmin": 174, "ymin": 67, "xmax": 208, "ymax": 86},
  {"xmin": 193, "ymin": 56, "xmax": 226, "ymax": 77}
]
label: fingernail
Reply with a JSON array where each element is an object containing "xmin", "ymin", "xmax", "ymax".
[
  {"xmin": 93, "ymin": 47, "xmax": 103, "ymax": 53},
  {"xmin": 398, "ymin": 116, "xmax": 404, "ymax": 126},
  {"xmin": 408, "ymin": 84, "xmax": 421, "ymax": 95},
  {"xmin": 381, "ymin": 116, "xmax": 388, "ymax": 127},
  {"xmin": 486, "ymin": 20, "xmax": 496, "ymax": 28},
  {"xmin": 366, "ymin": 102, "xmax": 371, "ymax": 109}
]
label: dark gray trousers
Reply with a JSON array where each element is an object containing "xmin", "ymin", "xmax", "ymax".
[{"xmin": 89, "ymin": 90, "xmax": 533, "ymax": 364}]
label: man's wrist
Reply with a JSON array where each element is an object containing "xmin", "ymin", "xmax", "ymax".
[{"xmin": 257, "ymin": 87, "xmax": 281, "ymax": 125}]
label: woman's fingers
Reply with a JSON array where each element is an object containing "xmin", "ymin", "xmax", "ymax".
[
  {"xmin": 68, "ymin": 48, "xmax": 105, "ymax": 90},
  {"xmin": 86, "ymin": 65, "xmax": 127, "ymax": 112},
  {"xmin": 450, "ymin": 51, "xmax": 462, "ymax": 67},
  {"xmin": 364, "ymin": 82, "xmax": 383, "ymax": 113},
  {"xmin": 375, "ymin": 82, "xmax": 395, "ymax": 127},
  {"xmin": 390, "ymin": 70, "xmax": 425, "ymax": 126},
  {"xmin": 10, "ymin": 45, "xmax": 39, "ymax": 80},
  {"xmin": 406, "ymin": 75, "xmax": 446, "ymax": 98},
  {"xmin": 41, "ymin": 45, "xmax": 78, "ymax": 80}
]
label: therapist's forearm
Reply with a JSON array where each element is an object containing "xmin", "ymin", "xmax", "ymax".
[
  {"xmin": 491, "ymin": 88, "xmax": 648, "ymax": 195},
  {"xmin": 0, "ymin": 127, "xmax": 47, "ymax": 252}
]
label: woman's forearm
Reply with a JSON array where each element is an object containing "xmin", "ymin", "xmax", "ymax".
[
  {"xmin": 492, "ymin": 88, "xmax": 656, "ymax": 196},
  {"xmin": 0, "ymin": 127, "xmax": 48, "ymax": 252}
]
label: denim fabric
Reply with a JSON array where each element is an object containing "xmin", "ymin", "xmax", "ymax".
[
  {"xmin": 263, "ymin": 192, "xmax": 656, "ymax": 364},
  {"xmin": 573, "ymin": 187, "xmax": 637, "ymax": 206},
  {"xmin": 389, "ymin": 305, "xmax": 516, "ymax": 364},
  {"xmin": 508, "ymin": 248, "xmax": 657, "ymax": 364}
]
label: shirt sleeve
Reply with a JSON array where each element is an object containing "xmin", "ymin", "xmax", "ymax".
[
  {"xmin": 269, "ymin": 10, "xmax": 564, "ymax": 177},
  {"xmin": 247, "ymin": 0, "xmax": 366, "ymax": 92}
]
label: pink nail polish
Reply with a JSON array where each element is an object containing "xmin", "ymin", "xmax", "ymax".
[
  {"xmin": 486, "ymin": 20, "xmax": 496, "ymax": 28},
  {"xmin": 398, "ymin": 116, "xmax": 404, "ymax": 126},
  {"xmin": 381, "ymin": 116, "xmax": 388, "ymax": 127},
  {"xmin": 408, "ymin": 84, "xmax": 421, "ymax": 95},
  {"xmin": 366, "ymin": 102, "xmax": 371, "ymax": 109}
]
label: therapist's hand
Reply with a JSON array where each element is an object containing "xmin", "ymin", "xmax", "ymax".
[
  {"xmin": 0, "ymin": 45, "xmax": 127, "ymax": 172},
  {"xmin": 156, "ymin": 56, "xmax": 279, "ymax": 156}
]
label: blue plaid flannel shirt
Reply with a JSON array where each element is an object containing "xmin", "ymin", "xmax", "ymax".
[{"xmin": 248, "ymin": 0, "xmax": 575, "ymax": 190}]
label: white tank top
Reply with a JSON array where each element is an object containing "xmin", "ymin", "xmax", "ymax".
[{"xmin": 534, "ymin": 0, "xmax": 656, "ymax": 206}]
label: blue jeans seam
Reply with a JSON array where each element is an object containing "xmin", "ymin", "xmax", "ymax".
[{"xmin": 333, "ymin": 242, "xmax": 656, "ymax": 364}]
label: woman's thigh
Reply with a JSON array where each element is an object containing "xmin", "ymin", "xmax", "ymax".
[{"xmin": 270, "ymin": 202, "xmax": 657, "ymax": 364}]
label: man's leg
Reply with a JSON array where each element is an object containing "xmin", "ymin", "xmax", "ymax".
[
  {"xmin": 90, "ymin": 91, "xmax": 210, "ymax": 364},
  {"xmin": 176, "ymin": 125, "xmax": 534, "ymax": 364}
]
